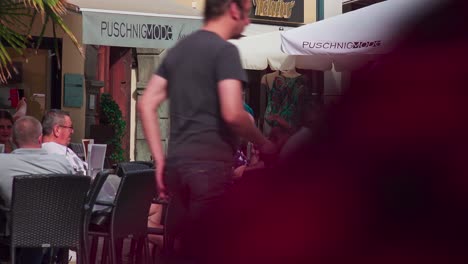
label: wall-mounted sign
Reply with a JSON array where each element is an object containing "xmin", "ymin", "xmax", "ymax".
[
  {"xmin": 82, "ymin": 11, "xmax": 203, "ymax": 49},
  {"xmin": 64, "ymin": 74, "xmax": 84, "ymax": 108},
  {"xmin": 250, "ymin": 0, "xmax": 304, "ymax": 26}
]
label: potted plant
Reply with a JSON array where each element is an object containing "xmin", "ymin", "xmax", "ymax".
[{"xmin": 99, "ymin": 93, "xmax": 126, "ymax": 163}]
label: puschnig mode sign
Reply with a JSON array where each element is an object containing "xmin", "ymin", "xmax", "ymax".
[
  {"xmin": 302, "ymin": 41, "xmax": 382, "ymax": 50},
  {"xmin": 82, "ymin": 11, "xmax": 203, "ymax": 49}
]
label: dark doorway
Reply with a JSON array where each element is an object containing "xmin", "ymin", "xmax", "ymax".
[{"xmin": 33, "ymin": 37, "xmax": 63, "ymax": 109}]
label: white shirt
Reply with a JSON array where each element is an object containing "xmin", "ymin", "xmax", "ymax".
[
  {"xmin": 42, "ymin": 142, "xmax": 88, "ymax": 175},
  {"xmin": 41, "ymin": 142, "xmax": 119, "ymax": 212}
]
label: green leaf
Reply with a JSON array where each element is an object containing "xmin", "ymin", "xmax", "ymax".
[{"xmin": 0, "ymin": 0, "xmax": 82, "ymax": 83}]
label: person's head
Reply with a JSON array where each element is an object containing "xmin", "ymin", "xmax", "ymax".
[
  {"xmin": 42, "ymin": 109, "xmax": 74, "ymax": 146},
  {"xmin": 204, "ymin": 0, "xmax": 251, "ymax": 37},
  {"xmin": 12, "ymin": 116, "xmax": 42, "ymax": 148},
  {"xmin": 0, "ymin": 110, "xmax": 14, "ymax": 144}
]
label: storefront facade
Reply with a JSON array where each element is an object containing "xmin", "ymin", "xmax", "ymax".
[
  {"xmin": 55, "ymin": 0, "xmax": 318, "ymax": 162},
  {"xmin": 0, "ymin": 13, "xmax": 86, "ymax": 142},
  {"xmin": 132, "ymin": 0, "xmax": 318, "ymax": 161}
]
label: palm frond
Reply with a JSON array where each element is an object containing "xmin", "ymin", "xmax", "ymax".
[
  {"xmin": 44, "ymin": 4, "xmax": 82, "ymax": 54},
  {"xmin": 0, "ymin": 0, "xmax": 82, "ymax": 83}
]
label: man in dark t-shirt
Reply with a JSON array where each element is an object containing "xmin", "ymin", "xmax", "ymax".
[{"xmin": 138, "ymin": 0, "xmax": 276, "ymax": 259}]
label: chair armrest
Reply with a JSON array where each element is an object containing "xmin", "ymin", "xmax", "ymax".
[
  {"xmin": 147, "ymin": 227, "xmax": 164, "ymax": 236},
  {"xmin": 152, "ymin": 197, "xmax": 169, "ymax": 205},
  {"xmin": 94, "ymin": 200, "xmax": 114, "ymax": 207},
  {"xmin": 86, "ymin": 169, "xmax": 114, "ymax": 208}
]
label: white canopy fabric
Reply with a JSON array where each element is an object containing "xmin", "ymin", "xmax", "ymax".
[
  {"xmin": 229, "ymin": 32, "xmax": 295, "ymax": 71},
  {"xmin": 229, "ymin": 31, "xmax": 369, "ymax": 71},
  {"xmin": 242, "ymin": 24, "xmax": 294, "ymax": 37},
  {"xmin": 68, "ymin": 0, "xmax": 203, "ymax": 49},
  {"xmin": 229, "ymin": 30, "xmax": 369, "ymax": 71},
  {"xmin": 281, "ymin": 0, "xmax": 443, "ymax": 70},
  {"xmin": 231, "ymin": 0, "xmax": 442, "ymax": 72}
]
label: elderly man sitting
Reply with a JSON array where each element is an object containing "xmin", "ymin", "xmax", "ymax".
[
  {"xmin": 0, "ymin": 116, "xmax": 73, "ymax": 264},
  {"xmin": 41, "ymin": 109, "xmax": 120, "ymax": 211},
  {"xmin": 41, "ymin": 109, "xmax": 88, "ymax": 175}
]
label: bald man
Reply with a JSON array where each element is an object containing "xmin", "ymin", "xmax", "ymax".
[{"xmin": 0, "ymin": 116, "xmax": 73, "ymax": 264}]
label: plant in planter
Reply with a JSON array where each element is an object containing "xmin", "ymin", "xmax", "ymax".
[{"xmin": 100, "ymin": 93, "xmax": 126, "ymax": 163}]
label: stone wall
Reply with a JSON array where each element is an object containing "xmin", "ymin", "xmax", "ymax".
[{"xmin": 135, "ymin": 48, "xmax": 169, "ymax": 161}]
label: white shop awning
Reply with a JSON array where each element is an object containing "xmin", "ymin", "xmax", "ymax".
[
  {"xmin": 231, "ymin": 0, "xmax": 443, "ymax": 72},
  {"xmin": 280, "ymin": 0, "xmax": 443, "ymax": 71},
  {"xmin": 242, "ymin": 24, "xmax": 294, "ymax": 37},
  {"xmin": 68, "ymin": 0, "xmax": 203, "ymax": 49}
]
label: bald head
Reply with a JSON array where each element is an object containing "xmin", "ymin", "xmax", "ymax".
[{"xmin": 13, "ymin": 116, "xmax": 43, "ymax": 148}]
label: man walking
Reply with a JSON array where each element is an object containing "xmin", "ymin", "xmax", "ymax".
[{"xmin": 138, "ymin": 0, "xmax": 276, "ymax": 259}]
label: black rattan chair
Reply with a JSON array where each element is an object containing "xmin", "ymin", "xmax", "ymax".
[
  {"xmin": 0, "ymin": 174, "xmax": 91, "ymax": 264},
  {"xmin": 147, "ymin": 197, "xmax": 169, "ymax": 264},
  {"xmin": 115, "ymin": 161, "xmax": 155, "ymax": 177},
  {"xmin": 82, "ymin": 169, "xmax": 113, "ymax": 264},
  {"xmin": 88, "ymin": 168, "xmax": 156, "ymax": 264},
  {"xmin": 114, "ymin": 161, "xmax": 170, "ymax": 262}
]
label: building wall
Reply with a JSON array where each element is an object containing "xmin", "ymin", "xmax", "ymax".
[
  {"xmin": 305, "ymin": 0, "xmax": 317, "ymax": 23},
  {"xmin": 175, "ymin": 0, "xmax": 204, "ymax": 10},
  {"xmin": 27, "ymin": 13, "xmax": 86, "ymax": 142},
  {"xmin": 135, "ymin": 48, "xmax": 167, "ymax": 161}
]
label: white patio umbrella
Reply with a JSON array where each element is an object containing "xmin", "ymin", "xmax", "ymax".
[
  {"xmin": 229, "ymin": 31, "xmax": 336, "ymax": 71},
  {"xmin": 280, "ymin": 0, "xmax": 443, "ymax": 71}
]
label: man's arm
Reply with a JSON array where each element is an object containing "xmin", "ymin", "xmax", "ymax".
[
  {"xmin": 138, "ymin": 74, "xmax": 168, "ymax": 198},
  {"xmin": 218, "ymin": 79, "xmax": 275, "ymax": 153},
  {"xmin": 13, "ymin": 97, "xmax": 27, "ymax": 121}
]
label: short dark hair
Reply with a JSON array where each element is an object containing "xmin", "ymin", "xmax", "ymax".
[
  {"xmin": 204, "ymin": 0, "xmax": 245, "ymax": 22},
  {"xmin": 41, "ymin": 109, "xmax": 70, "ymax": 136},
  {"xmin": 0, "ymin": 110, "xmax": 14, "ymax": 124}
]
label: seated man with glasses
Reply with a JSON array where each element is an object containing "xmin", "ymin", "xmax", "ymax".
[
  {"xmin": 41, "ymin": 110, "xmax": 119, "ymax": 212},
  {"xmin": 41, "ymin": 109, "xmax": 88, "ymax": 175}
]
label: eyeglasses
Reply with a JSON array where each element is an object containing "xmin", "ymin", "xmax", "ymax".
[{"xmin": 59, "ymin": 125, "xmax": 74, "ymax": 130}]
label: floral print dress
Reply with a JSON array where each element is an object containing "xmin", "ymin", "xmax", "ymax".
[{"xmin": 264, "ymin": 73, "xmax": 307, "ymax": 131}]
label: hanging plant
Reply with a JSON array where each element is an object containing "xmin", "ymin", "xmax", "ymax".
[{"xmin": 100, "ymin": 93, "xmax": 126, "ymax": 163}]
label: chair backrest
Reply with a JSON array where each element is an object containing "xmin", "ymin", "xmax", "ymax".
[
  {"xmin": 85, "ymin": 169, "xmax": 113, "ymax": 210},
  {"xmin": 9, "ymin": 174, "xmax": 91, "ymax": 248},
  {"xmin": 115, "ymin": 161, "xmax": 154, "ymax": 177},
  {"xmin": 87, "ymin": 144, "xmax": 107, "ymax": 175},
  {"xmin": 110, "ymin": 169, "xmax": 156, "ymax": 238},
  {"xmin": 69, "ymin": 143, "xmax": 85, "ymax": 161}
]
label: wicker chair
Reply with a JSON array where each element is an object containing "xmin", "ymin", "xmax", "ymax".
[
  {"xmin": 0, "ymin": 174, "xmax": 91, "ymax": 264},
  {"xmin": 82, "ymin": 169, "xmax": 113, "ymax": 263},
  {"xmin": 114, "ymin": 161, "xmax": 170, "ymax": 261},
  {"xmin": 88, "ymin": 168, "xmax": 156, "ymax": 264}
]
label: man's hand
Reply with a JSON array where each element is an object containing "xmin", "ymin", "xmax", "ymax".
[
  {"xmin": 156, "ymin": 159, "xmax": 168, "ymax": 201},
  {"xmin": 13, "ymin": 97, "xmax": 27, "ymax": 121}
]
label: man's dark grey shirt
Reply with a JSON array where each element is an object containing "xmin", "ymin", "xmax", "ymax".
[{"xmin": 156, "ymin": 30, "xmax": 247, "ymax": 163}]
